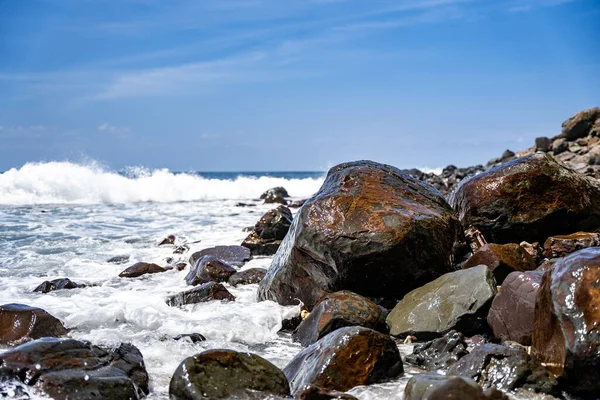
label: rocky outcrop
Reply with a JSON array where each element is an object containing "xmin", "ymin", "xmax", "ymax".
[
  {"xmin": 33, "ymin": 278, "xmax": 86, "ymax": 293},
  {"xmin": 228, "ymin": 268, "xmax": 267, "ymax": 287},
  {"xmin": 532, "ymin": 247, "xmax": 600, "ymax": 397},
  {"xmin": 461, "ymin": 243, "xmax": 536, "ymax": 284},
  {"xmin": 542, "ymin": 231, "xmax": 600, "ymax": 258},
  {"xmin": 0, "ymin": 304, "xmax": 68, "ymax": 345},
  {"xmin": 283, "ymin": 326, "xmax": 402, "ymax": 395},
  {"xmin": 561, "ymin": 107, "xmax": 600, "ymax": 140},
  {"xmin": 189, "ymin": 245, "xmax": 251, "ymax": 267},
  {"xmin": 166, "ymin": 282, "xmax": 235, "ymax": 306},
  {"xmin": 185, "ymin": 255, "xmax": 236, "ymax": 286},
  {"xmin": 0, "ymin": 338, "xmax": 149, "ymax": 399},
  {"xmin": 241, "ymin": 205, "xmax": 293, "ymax": 256},
  {"xmin": 487, "ymin": 271, "xmax": 543, "ymax": 346},
  {"xmin": 292, "ymin": 291, "xmax": 387, "ymax": 347},
  {"xmin": 448, "ymin": 344, "xmax": 557, "ymax": 394},
  {"xmin": 386, "ymin": 265, "xmax": 497, "ymax": 339},
  {"xmin": 169, "ymin": 349, "xmax": 290, "ymax": 399},
  {"xmin": 404, "ymin": 374, "xmax": 508, "ymax": 400},
  {"xmin": 119, "ymin": 262, "xmax": 166, "ymax": 278},
  {"xmin": 450, "ymin": 153, "xmax": 600, "ymax": 244},
  {"xmin": 404, "ymin": 330, "xmax": 468, "ymax": 370},
  {"xmin": 258, "ymin": 160, "xmax": 463, "ymax": 310}
]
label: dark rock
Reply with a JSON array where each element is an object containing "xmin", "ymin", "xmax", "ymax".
[
  {"xmin": 542, "ymin": 231, "xmax": 600, "ymax": 258},
  {"xmin": 185, "ymin": 255, "xmax": 236, "ymax": 286},
  {"xmin": 288, "ymin": 199, "xmax": 307, "ymax": 208},
  {"xmin": 242, "ymin": 205, "xmax": 293, "ymax": 256},
  {"xmin": 107, "ymin": 255, "xmax": 130, "ymax": 264},
  {"xmin": 118, "ymin": 262, "xmax": 166, "ymax": 278},
  {"xmin": 169, "ymin": 349, "xmax": 290, "ymax": 399},
  {"xmin": 283, "ymin": 326, "xmax": 403, "ymax": 395},
  {"xmin": 0, "ymin": 337, "xmax": 149, "ymax": 399},
  {"xmin": 166, "ymin": 282, "xmax": 235, "ymax": 306},
  {"xmin": 260, "ymin": 186, "xmax": 290, "ymax": 200},
  {"xmin": 173, "ymin": 244, "xmax": 189, "ymax": 254},
  {"xmin": 173, "ymin": 333, "xmax": 206, "ymax": 343},
  {"xmin": 159, "ymin": 234, "xmax": 176, "ymax": 246},
  {"xmin": 532, "ymin": 247, "xmax": 600, "ymax": 397},
  {"xmin": 520, "ymin": 241, "xmax": 545, "ymax": 265},
  {"xmin": 33, "ymin": 278, "xmax": 86, "ymax": 293},
  {"xmin": 552, "ymin": 138, "xmax": 569, "ymax": 155},
  {"xmin": 465, "ymin": 226, "xmax": 488, "ymax": 253},
  {"xmin": 164, "ymin": 262, "xmax": 187, "ymax": 271},
  {"xmin": 0, "ymin": 304, "xmax": 68, "ymax": 345},
  {"xmin": 259, "ymin": 160, "xmax": 463, "ymax": 310},
  {"xmin": 405, "ymin": 165, "xmax": 486, "ymax": 197},
  {"xmin": 265, "ymin": 194, "xmax": 288, "ymax": 205},
  {"xmin": 228, "ymin": 268, "xmax": 267, "ymax": 287},
  {"xmin": 281, "ymin": 315, "xmax": 303, "ymax": 332},
  {"xmin": 404, "ymin": 330, "xmax": 468, "ymax": 370},
  {"xmin": 450, "ymin": 153, "xmax": 600, "ymax": 244},
  {"xmin": 235, "ymin": 202, "xmax": 257, "ymax": 207},
  {"xmin": 294, "ymin": 385, "xmax": 358, "ymax": 400},
  {"xmin": 386, "ymin": 265, "xmax": 497, "ymax": 339},
  {"xmin": 561, "ymin": 107, "xmax": 600, "ymax": 140},
  {"xmin": 535, "ymin": 137, "xmax": 552, "ymax": 152},
  {"xmin": 189, "ymin": 245, "xmax": 251, "ymax": 267},
  {"xmin": 462, "ymin": 243, "xmax": 536, "ymax": 285},
  {"xmin": 448, "ymin": 343, "xmax": 557, "ymax": 394},
  {"xmin": 292, "ymin": 291, "xmax": 387, "ymax": 347},
  {"xmin": 404, "ymin": 374, "xmax": 508, "ymax": 400},
  {"xmin": 487, "ymin": 271, "xmax": 543, "ymax": 346}
]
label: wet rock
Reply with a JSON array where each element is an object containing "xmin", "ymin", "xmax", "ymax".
[
  {"xmin": 448, "ymin": 343, "xmax": 557, "ymax": 394},
  {"xmin": 118, "ymin": 262, "xmax": 166, "ymax": 278},
  {"xmin": 33, "ymin": 278, "xmax": 86, "ymax": 293},
  {"xmin": 159, "ymin": 234, "xmax": 176, "ymax": 246},
  {"xmin": 261, "ymin": 186, "xmax": 290, "ymax": 200},
  {"xmin": 0, "ymin": 337, "xmax": 149, "ymax": 399},
  {"xmin": 561, "ymin": 107, "xmax": 600, "ymax": 140},
  {"xmin": 284, "ymin": 326, "xmax": 403, "ymax": 395},
  {"xmin": 228, "ymin": 268, "xmax": 267, "ymax": 287},
  {"xmin": 487, "ymin": 271, "xmax": 543, "ymax": 346},
  {"xmin": 404, "ymin": 374, "xmax": 508, "ymax": 400},
  {"xmin": 532, "ymin": 247, "xmax": 600, "ymax": 396},
  {"xmin": 288, "ymin": 199, "xmax": 307, "ymax": 208},
  {"xmin": 259, "ymin": 160, "xmax": 463, "ymax": 310},
  {"xmin": 166, "ymin": 282, "xmax": 235, "ymax": 306},
  {"xmin": 450, "ymin": 153, "xmax": 600, "ymax": 244},
  {"xmin": 542, "ymin": 231, "xmax": 600, "ymax": 258},
  {"xmin": 281, "ymin": 315, "xmax": 303, "ymax": 332},
  {"xmin": 173, "ymin": 333, "xmax": 206, "ymax": 343},
  {"xmin": 294, "ymin": 385, "xmax": 358, "ymax": 400},
  {"xmin": 173, "ymin": 244, "xmax": 189, "ymax": 254},
  {"xmin": 404, "ymin": 330, "xmax": 468, "ymax": 370},
  {"xmin": 107, "ymin": 255, "xmax": 130, "ymax": 264},
  {"xmin": 462, "ymin": 243, "xmax": 536, "ymax": 284},
  {"xmin": 235, "ymin": 202, "xmax": 257, "ymax": 207},
  {"xmin": 292, "ymin": 291, "xmax": 387, "ymax": 347},
  {"xmin": 0, "ymin": 304, "xmax": 68, "ymax": 345},
  {"xmin": 185, "ymin": 255, "xmax": 236, "ymax": 286},
  {"xmin": 189, "ymin": 245, "xmax": 251, "ymax": 267},
  {"xmin": 520, "ymin": 241, "xmax": 544, "ymax": 265},
  {"xmin": 242, "ymin": 205, "xmax": 293, "ymax": 256},
  {"xmin": 164, "ymin": 262, "xmax": 187, "ymax": 271},
  {"xmin": 387, "ymin": 265, "xmax": 497, "ymax": 339},
  {"xmin": 169, "ymin": 349, "xmax": 290, "ymax": 400}
]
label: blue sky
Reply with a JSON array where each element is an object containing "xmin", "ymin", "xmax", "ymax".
[{"xmin": 0, "ymin": 0, "xmax": 599, "ymax": 171}]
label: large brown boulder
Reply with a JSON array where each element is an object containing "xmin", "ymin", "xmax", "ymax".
[
  {"xmin": 258, "ymin": 160, "xmax": 463, "ymax": 310},
  {"xmin": 0, "ymin": 338, "xmax": 149, "ymax": 399},
  {"xmin": 0, "ymin": 304, "xmax": 68, "ymax": 345},
  {"xmin": 242, "ymin": 205, "xmax": 293, "ymax": 256},
  {"xmin": 532, "ymin": 247, "xmax": 600, "ymax": 396},
  {"xmin": 561, "ymin": 107, "xmax": 600, "ymax": 140},
  {"xmin": 283, "ymin": 326, "xmax": 403, "ymax": 395},
  {"xmin": 450, "ymin": 153, "xmax": 600, "ymax": 244},
  {"xmin": 462, "ymin": 243, "xmax": 536, "ymax": 284}
]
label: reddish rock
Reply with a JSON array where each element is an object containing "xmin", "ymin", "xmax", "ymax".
[
  {"xmin": 189, "ymin": 245, "xmax": 251, "ymax": 267},
  {"xmin": 185, "ymin": 255, "xmax": 236, "ymax": 286},
  {"xmin": 166, "ymin": 282, "xmax": 235, "ymax": 307},
  {"xmin": 0, "ymin": 304, "xmax": 68, "ymax": 345},
  {"xmin": 450, "ymin": 153, "xmax": 600, "ymax": 244},
  {"xmin": 119, "ymin": 262, "xmax": 166, "ymax": 278},
  {"xmin": 561, "ymin": 107, "xmax": 600, "ymax": 140},
  {"xmin": 487, "ymin": 270, "xmax": 543, "ymax": 345},
  {"xmin": 542, "ymin": 231, "xmax": 600, "ymax": 258},
  {"xmin": 242, "ymin": 205, "xmax": 293, "ymax": 256},
  {"xmin": 462, "ymin": 243, "xmax": 536, "ymax": 284},
  {"xmin": 259, "ymin": 160, "xmax": 463, "ymax": 310},
  {"xmin": 532, "ymin": 247, "xmax": 600, "ymax": 397}
]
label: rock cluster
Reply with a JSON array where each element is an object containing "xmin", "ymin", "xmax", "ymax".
[{"xmin": 241, "ymin": 205, "xmax": 293, "ymax": 255}]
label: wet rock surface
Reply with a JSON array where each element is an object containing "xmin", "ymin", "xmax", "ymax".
[
  {"xmin": 487, "ymin": 270, "xmax": 543, "ymax": 345},
  {"xmin": 261, "ymin": 186, "xmax": 290, "ymax": 200},
  {"xmin": 185, "ymin": 255, "xmax": 236, "ymax": 286},
  {"xmin": 169, "ymin": 349, "xmax": 290, "ymax": 400},
  {"xmin": 0, "ymin": 303, "xmax": 69, "ymax": 345},
  {"xmin": 242, "ymin": 205, "xmax": 293, "ymax": 256},
  {"xmin": 292, "ymin": 290, "xmax": 387, "ymax": 347},
  {"xmin": 259, "ymin": 160, "xmax": 463, "ymax": 310},
  {"xmin": 542, "ymin": 231, "xmax": 600, "ymax": 258},
  {"xmin": 0, "ymin": 337, "xmax": 149, "ymax": 399},
  {"xmin": 404, "ymin": 373, "xmax": 509, "ymax": 400},
  {"xmin": 166, "ymin": 282, "xmax": 235, "ymax": 306},
  {"xmin": 386, "ymin": 265, "xmax": 497, "ymax": 339},
  {"xmin": 189, "ymin": 245, "xmax": 251, "ymax": 267},
  {"xmin": 532, "ymin": 247, "xmax": 600, "ymax": 396},
  {"xmin": 404, "ymin": 330, "xmax": 468, "ymax": 370},
  {"xmin": 450, "ymin": 153, "xmax": 600, "ymax": 244},
  {"xmin": 172, "ymin": 333, "xmax": 206, "ymax": 343},
  {"xmin": 403, "ymin": 165, "xmax": 486, "ymax": 197},
  {"xmin": 228, "ymin": 268, "xmax": 267, "ymax": 287},
  {"xmin": 294, "ymin": 385, "xmax": 358, "ymax": 400},
  {"xmin": 448, "ymin": 343, "xmax": 557, "ymax": 394},
  {"xmin": 33, "ymin": 278, "xmax": 86, "ymax": 293},
  {"xmin": 283, "ymin": 326, "xmax": 403, "ymax": 395},
  {"xmin": 462, "ymin": 243, "xmax": 536, "ymax": 284},
  {"xmin": 118, "ymin": 261, "xmax": 166, "ymax": 278}
]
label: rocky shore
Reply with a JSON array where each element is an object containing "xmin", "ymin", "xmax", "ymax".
[{"xmin": 2, "ymin": 107, "xmax": 600, "ymax": 399}]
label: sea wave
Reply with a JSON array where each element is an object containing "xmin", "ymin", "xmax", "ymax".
[{"xmin": 0, "ymin": 161, "xmax": 325, "ymax": 205}]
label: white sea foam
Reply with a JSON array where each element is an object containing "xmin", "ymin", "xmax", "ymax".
[{"xmin": 0, "ymin": 161, "xmax": 324, "ymax": 205}]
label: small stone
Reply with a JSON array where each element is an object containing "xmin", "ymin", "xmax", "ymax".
[
  {"xmin": 173, "ymin": 333, "xmax": 206, "ymax": 343},
  {"xmin": 542, "ymin": 231, "xmax": 600, "ymax": 258},
  {"xmin": 228, "ymin": 268, "xmax": 267, "ymax": 287},
  {"xmin": 166, "ymin": 282, "xmax": 235, "ymax": 306},
  {"xmin": 185, "ymin": 255, "xmax": 236, "ymax": 286},
  {"xmin": 159, "ymin": 235, "xmax": 176, "ymax": 246},
  {"xmin": 404, "ymin": 330, "xmax": 468, "ymax": 370},
  {"xmin": 462, "ymin": 243, "xmax": 536, "ymax": 284},
  {"xmin": 118, "ymin": 262, "xmax": 166, "ymax": 278},
  {"xmin": 33, "ymin": 278, "xmax": 86, "ymax": 293},
  {"xmin": 107, "ymin": 255, "xmax": 130, "ymax": 264}
]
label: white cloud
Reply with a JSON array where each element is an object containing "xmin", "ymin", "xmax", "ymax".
[{"xmin": 97, "ymin": 123, "xmax": 129, "ymax": 133}]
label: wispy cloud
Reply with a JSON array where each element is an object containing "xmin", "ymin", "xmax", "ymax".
[{"xmin": 97, "ymin": 123, "xmax": 129, "ymax": 133}]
